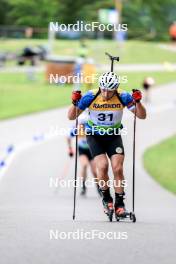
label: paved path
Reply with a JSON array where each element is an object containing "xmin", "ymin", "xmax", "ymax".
[
  {"xmin": 1, "ymin": 63, "xmax": 176, "ymax": 73},
  {"xmin": 0, "ymin": 83, "xmax": 176, "ymax": 264},
  {"xmin": 99, "ymin": 63, "xmax": 176, "ymax": 72}
]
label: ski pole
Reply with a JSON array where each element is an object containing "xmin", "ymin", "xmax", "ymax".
[
  {"xmin": 132, "ymin": 102, "xmax": 137, "ymax": 213},
  {"xmin": 105, "ymin": 52, "xmax": 120, "ymax": 71},
  {"xmin": 73, "ymin": 105, "xmax": 79, "ymax": 220}
]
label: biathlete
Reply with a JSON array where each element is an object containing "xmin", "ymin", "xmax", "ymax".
[{"xmin": 68, "ymin": 71, "xmax": 146, "ymax": 220}]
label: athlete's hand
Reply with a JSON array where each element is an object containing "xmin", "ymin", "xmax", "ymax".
[
  {"xmin": 68, "ymin": 147, "xmax": 74, "ymax": 157},
  {"xmin": 132, "ymin": 89, "xmax": 142, "ymax": 103},
  {"xmin": 72, "ymin": 91, "xmax": 82, "ymax": 106}
]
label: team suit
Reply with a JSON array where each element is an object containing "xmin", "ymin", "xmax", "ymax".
[{"xmin": 77, "ymin": 88, "xmax": 135, "ymax": 158}]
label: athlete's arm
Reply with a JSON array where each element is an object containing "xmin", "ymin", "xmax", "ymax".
[
  {"xmin": 68, "ymin": 105, "xmax": 83, "ymax": 120},
  {"xmin": 68, "ymin": 91, "xmax": 83, "ymax": 120},
  {"xmin": 131, "ymin": 102, "xmax": 146, "ymax": 119},
  {"xmin": 68, "ymin": 90, "xmax": 95, "ymax": 120},
  {"xmin": 131, "ymin": 89, "xmax": 146, "ymax": 119},
  {"xmin": 120, "ymin": 90, "xmax": 146, "ymax": 119}
]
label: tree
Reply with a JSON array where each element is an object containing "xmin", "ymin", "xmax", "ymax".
[
  {"xmin": 122, "ymin": 0, "xmax": 176, "ymax": 40},
  {"xmin": 8, "ymin": 0, "xmax": 58, "ymax": 27},
  {"xmin": 0, "ymin": 0, "xmax": 11, "ymax": 25}
]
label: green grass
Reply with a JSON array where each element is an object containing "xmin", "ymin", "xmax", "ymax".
[
  {"xmin": 1, "ymin": 39, "xmax": 176, "ymax": 64},
  {"xmin": 0, "ymin": 73, "xmax": 73, "ymax": 119},
  {"xmin": 144, "ymin": 135, "xmax": 176, "ymax": 194},
  {"xmin": 0, "ymin": 71, "xmax": 176, "ymax": 120}
]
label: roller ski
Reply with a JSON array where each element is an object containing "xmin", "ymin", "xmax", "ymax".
[
  {"xmin": 102, "ymin": 199, "xmax": 114, "ymax": 222},
  {"xmin": 114, "ymin": 206, "xmax": 136, "ymax": 222},
  {"xmin": 114, "ymin": 193, "xmax": 136, "ymax": 222}
]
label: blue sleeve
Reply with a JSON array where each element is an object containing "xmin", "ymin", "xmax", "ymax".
[
  {"xmin": 78, "ymin": 90, "xmax": 95, "ymax": 110},
  {"xmin": 120, "ymin": 91, "xmax": 135, "ymax": 110}
]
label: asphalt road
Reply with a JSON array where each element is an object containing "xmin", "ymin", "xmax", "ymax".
[{"xmin": 0, "ymin": 84, "xmax": 176, "ymax": 264}]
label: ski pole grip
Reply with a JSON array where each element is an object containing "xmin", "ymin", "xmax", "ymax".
[{"xmin": 105, "ymin": 52, "xmax": 120, "ymax": 62}]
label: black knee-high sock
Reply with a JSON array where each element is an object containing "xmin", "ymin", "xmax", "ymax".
[
  {"xmin": 115, "ymin": 192, "xmax": 125, "ymax": 207},
  {"xmin": 101, "ymin": 188, "xmax": 113, "ymax": 202}
]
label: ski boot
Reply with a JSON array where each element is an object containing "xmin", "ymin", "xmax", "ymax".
[
  {"xmin": 114, "ymin": 192, "xmax": 128, "ymax": 221},
  {"xmin": 100, "ymin": 188, "xmax": 114, "ymax": 221}
]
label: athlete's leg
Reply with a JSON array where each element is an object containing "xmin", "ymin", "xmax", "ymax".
[
  {"xmin": 89, "ymin": 159, "xmax": 97, "ymax": 179},
  {"xmin": 94, "ymin": 154, "xmax": 112, "ymax": 199},
  {"xmin": 94, "ymin": 154, "xmax": 109, "ymax": 190},
  {"xmin": 90, "ymin": 159, "xmax": 102, "ymax": 196},
  {"xmin": 94, "ymin": 154, "xmax": 113, "ymax": 216},
  {"xmin": 110, "ymin": 154, "xmax": 126, "ymax": 216},
  {"xmin": 87, "ymin": 135, "xmax": 113, "ymax": 211},
  {"xmin": 110, "ymin": 154, "xmax": 125, "ymax": 193}
]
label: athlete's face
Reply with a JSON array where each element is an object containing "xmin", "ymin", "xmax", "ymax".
[{"xmin": 100, "ymin": 89, "xmax": 116, "ymax": 100}]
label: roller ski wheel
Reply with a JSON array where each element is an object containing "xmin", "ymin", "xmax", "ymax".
[
  {"xmin": 130, "ymin": 212, "xmax": 136, "ymax": 223},
  {"xmin": 102, "ymin": 200, "xmax": 114, "ymax": 222}
]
